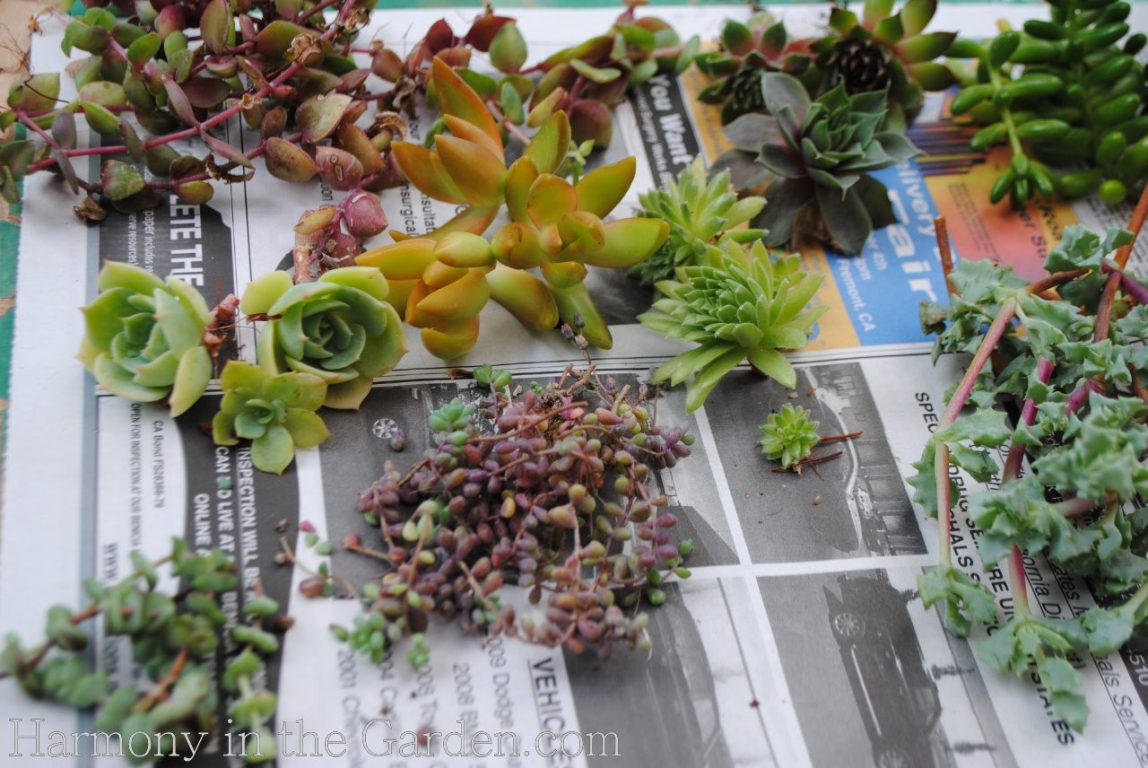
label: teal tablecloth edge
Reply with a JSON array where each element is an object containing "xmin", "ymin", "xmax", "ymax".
[
  {"xmin": 65, "ymin": 0, "xmax": 1066, "ymax": 9},
  {"xmin": 0, "ymin": 187, "xmax": 18, "ymax": 460}
]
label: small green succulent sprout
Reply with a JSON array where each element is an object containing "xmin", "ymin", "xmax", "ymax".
[
  {"xmin": 79, "ymin": 262, "xmax": 212, "ymax": 416},
  {"xmin": 213, "ymin": 360, "xmax": 330, "ymax": 474},
  {"xmin": 240, "ymin": 267, "xmax": 406, "ymax": 411},
  {"xmin": 759, "ymin": 404, "xmax": 820, "ymax": 470},
  {"xmin": 639, "ymin": 240, "xmax": 826, "ymax": 412}
]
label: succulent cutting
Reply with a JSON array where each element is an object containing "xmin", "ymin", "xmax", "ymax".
[
  {"xmin": 758, "ymin": 403, "xmax": 821, "ymax": 470},
  {"xmin": 1, "ymin": 540, "xmax": 288, "ymax": 765},
  {"xmin": 631, "ymin": 156, "xmax": 765, "ymax": 286},
  {"xmin": 912, "ymin": 213, "xmax": 1148, "ymax": 731},
  {"xmin": 527, "ymin": 3, "xmax": 699, "ymax": 148},
  {"xmin": 212, "ymin": 360, "xmax": 331, "ymax": 475},
  {"xmin": 358, "ymin": 58, "xmax": 668, "ymax": 358},
  {"xmin": 946, "ymin": 0, "xmax": 1147, "ymax": 206},
  {"xmin": 639, "ymin": 239, "xmax": 826, "ymax": 412},
  {"xmin": 240, "ymin": 267, "xmax": 405, "ymax": 410},
  {"xmin": 719, "ymin": 72, "xmax": 919, "ymax": 255},
  {"xmin": 813, "ymin": 0, "xmax": 958, "ymax": 125},
  {"xmin": 79, "ymin": 262, "xmax": 213, "ymax": 417},
  {"xmin": 693, "ymin": 12, "xmax": 817, "ymax": 125},
  {"xmin": 318, "ymin": 366, "xmax": 697, "ymax": 661}
]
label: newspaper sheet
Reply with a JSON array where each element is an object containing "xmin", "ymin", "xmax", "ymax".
[{"xmin": 3, "ymin": 4, "xmax": 1148, "ymax": 767}]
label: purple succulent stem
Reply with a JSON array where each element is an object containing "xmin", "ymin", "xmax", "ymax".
[
  {"xmin": 1001, "ymin": 356, "xmax": 1053, "ymax": 481},
  {"xmin": 942, "ymin": 298, "xmax": 1018, "ymax": 424},
  {"xmin": 297, "ymin": 0, "xmax": 342, "ymax": 24},
  {"xmin": 485, "ymin": 102, "xmax": 532, "ymax": 145},
  {"xmin": 1057, "ymin": 497, "xmax": 1101, "ymax": 518},
  {"xmin": 936, "ymin": 296, "xmax": 1018, "ymax": 565},
  {"xmin": 935, "ymin": 440, "xmax": 953, "ymax": 565},
  {"xmin": 1009, "ymin": 546, "xmax": 1030, "ymax": 616},
  {"xmin": 1065, "ymin": 378, "xmax": 1104, "ymax": 415},
  {"xmin": 16, "ymin": 110, "xmax": 60, "ymax": 150},
  {"xmin": 1000, "ymin": 355, "xmax": 1051, "ymax": 616},
  {"xmin": 1101, "ymin": 260, "xmax": 1148, "ymax": 306}
]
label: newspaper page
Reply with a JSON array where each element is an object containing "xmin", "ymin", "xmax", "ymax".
[{"xmin": 3, "ymin": 4, "xmax": 1148, "ymax": 767}]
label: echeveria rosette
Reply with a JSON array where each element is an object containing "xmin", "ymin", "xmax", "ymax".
[
  {"xmin": 639, "ymin": 240, "xmax": 826, "ymax": 412},
  {"xmin": 241, "ymin": 267, "xmax": 406, "ymax": 411},
  {"xmin": 694, "ymin": 12, "xmax": 818, "ymax": 125},
  {"xmin": 813, "ymin": 0, "xmax": 958, "ymax": 123},
  {"xmin": 79, "ymin": 262, "xmax": 212, "ymax": 416},
  {"xmin": 758, "ymin": 404, "xmax": 820, "ymax": 469},
  {"xmin": 213, "ymin": 361, "xmax": 330, "ymax": 475},
  {"xmin": 722, "ymin": 72, "xmax": 919, "ymax": 255}
]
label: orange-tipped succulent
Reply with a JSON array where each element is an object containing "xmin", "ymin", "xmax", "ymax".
[{"xmin": 358, "ymin": 58, "xmax": 669, "ymax": 359}]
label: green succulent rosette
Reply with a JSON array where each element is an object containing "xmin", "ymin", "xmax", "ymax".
[
  {"xmin": 813, "ymin": 0, "xmax": 958, "ymax": 123},
  {"xmin": 78, "ymin": 262, "xmax": 212, "ymax": 416},
  {"xmin": 759, "ymin": 403, "xmax": 820, "ymax": 469},
  {"xmin": 639, "ymin": 240, "xmax": 826, "ymax": 412},
  {"xmin": 213, "ymin": 360, "xmax": 330, "ymax": 474},
  {"xmin": 631, "ymin": 156, "xmax": 765, "ymax": 286},
  {"xmin": 241, "ymin": 267, "xmax": 406, "ymax": 411},
  {"xmin": 694, "ymin": 13, "xmax": 819, "ymax": 125}
]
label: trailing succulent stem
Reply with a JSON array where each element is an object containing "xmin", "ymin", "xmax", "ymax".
[
  {"xmin": 2, "ymin": 540, "xmax": 288, "ymax": 765},
  {"xmin": 947, "ymin": 0, "xmax": 1147, "ymax": 206},
  {"xmin": 914, "ymin": 194, "xmax": 1148, "ymax": 731},
  {"xmin": 331, "ymin": 366, "xmax": 697, "ymax": 661}
]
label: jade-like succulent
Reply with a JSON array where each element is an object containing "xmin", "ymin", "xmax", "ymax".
[
  {"xmin": 374, "ymin": 7, "xmax": 694, "ymax": 151},
  {"xmin": 759, "ymin": 404, "xmax": 820, "ymax": 469},
  {"xmin": 694, "ymin": 13, "xmax": 817, "ymax": 125},
  {"xmin": 813, "ymin": 0, "xmax": 958, "ymax": 124},
  {"xmin": 240, "ymin": 267, "xmax": 405, "ymax": 410},
  {"xmin": 720, "ymin": 73, "xmax": 919, "ymax": 255},
  {"xmin": 213, "ymin": 360, "xmax": 330, "ymax": 474},
  {"xmin": 530, "ymin": 8, "xmax": 698, "ymax": 147},
  {"xmin": 79, "ymin": 262, "xmax": 212, "ymax": 416},
  {"xmin": 361, "ymin": 58, "xmax": 668, "ymax": 359},
  {"xmin": 631, "ymin": 156, "xmax": 765, "ymax": 286},
  {"xmin": 639, "ymin": 240, "xmax": 826, "ymax": 412}
]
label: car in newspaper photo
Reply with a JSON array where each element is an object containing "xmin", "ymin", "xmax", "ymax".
[{"xmin": 823, "ymin": 571, "xmax": 943, "ymax": 768}]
